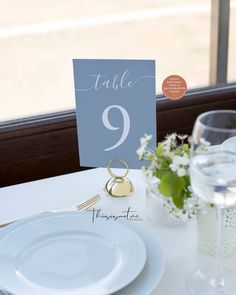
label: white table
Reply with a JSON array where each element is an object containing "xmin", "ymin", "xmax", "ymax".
[{"xmin": 0, "ymin": 168, "xmax": 236, "ymax": 295}]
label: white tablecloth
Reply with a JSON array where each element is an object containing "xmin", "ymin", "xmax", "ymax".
[{"xmin": 0, "ymin": 168, "xmax": 236, "ymax": 294}]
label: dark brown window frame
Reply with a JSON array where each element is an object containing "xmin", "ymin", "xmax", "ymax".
[{"xmin": 1, "ymin": 84, "xmax": 236, "ymax": 187}]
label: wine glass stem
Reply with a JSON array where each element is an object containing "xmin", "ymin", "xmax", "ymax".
[{"xmin": 214, "ymin": 205, "xmax": 225, "ymax": 286}]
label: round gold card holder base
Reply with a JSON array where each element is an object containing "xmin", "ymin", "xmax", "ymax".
[{"xmin": 104, "ymin": 158, "xmax": 135, "ymax": 198}]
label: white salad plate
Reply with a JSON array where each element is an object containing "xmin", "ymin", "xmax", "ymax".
[{"xmin": 0, "ymin": 212, "xmax": 147, "ymax": 295}]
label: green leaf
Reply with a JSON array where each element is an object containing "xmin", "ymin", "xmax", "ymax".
[
  {"xmin": 184, "ymin": 175, "xmax": 190, "ymax": 187},
  {"xmin": 153, "ymin": 169, "xmax": 168, "ymax": 179},
  {"xmin": 183, "ymin": 143, "xmax": 190, "ymax": 154},
  {"xmin": 172, "ymin": 191, "xmax": 185, "ymax": 209},
  {"xmin": 158, "ymin": 172, "xmax": 186, "ymax": 209},
  {"xmin": 156, "ymin": 143, "xmax": 163, "ymax": 156},
  {"xmin": 158, "ymin": 172, "xmax": 185, "ymax": 196}
]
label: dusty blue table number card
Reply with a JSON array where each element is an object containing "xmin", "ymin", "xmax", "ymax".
[{"xmin": 73, "ymin": 59, "xmax": 156, "ymax": 169}]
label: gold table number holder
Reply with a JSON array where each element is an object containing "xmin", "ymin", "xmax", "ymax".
[{"xmin": 104, "ymin": 158, "xmax": 135, "ymax": 197}]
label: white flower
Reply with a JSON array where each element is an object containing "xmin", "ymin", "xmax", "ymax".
[
  {"xmin": 163, "ymin": 133, "xmax": 177, "ymax": 154},
  {"xmin": 169, "ymin": 154, "xmax": 189, "ymax": 177},
  {"xmin": 178, "ymin": 134, "xmax": 188, "ymax": 141},
  {"xmin": 137, "ymin": 134, "xmax": 152, "ymax": 160},
  {"xmin": 162, "ymin": 140, "xmax": 171, "ymax": 154},
  {"xmin": 199, "ymin": 137, "xmax": 210, "ymax": 146},
  {"xmin": 169, "ymin": 162, "xmax": 177, "ymax": 172},
  {"xmin": 165, "ymin": 133, "xmax": 177, "ymax": 141},
  {"xmin": 172, "ymin": 155, "xmax": 189, "ymax": 166},
  {"xmin": 143, "ymin": 168, "xmax": 160, "ymax": 186},
  {"xmin": 177, "ymin": 167, "xmax": 186, "ymax": 177},
  {"xmin": 136, "ymin": 146, "xmax": 146, "ymax": 160},
  {"xmin": 149, "ymin": 159, "xmax": 159, "ymax": 170},
  {"xmin": 194, "ymin": 137, "xmax": 211, "ymax": 153},
  {"xmin": 140, "ymin": 134, "xmax": 152, "ymax": 145},
  {"xmin": 170, "ymin": 163, "xmax": 186, "ymax": 176}
]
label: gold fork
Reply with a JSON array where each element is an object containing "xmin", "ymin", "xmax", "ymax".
[
  {"xmin": 75, "ymin": 194, "xmax": 102, "ymax": 211},
  {"xmin": 0, "ymin": 194, "xmax": 102, "ymax": 228}
]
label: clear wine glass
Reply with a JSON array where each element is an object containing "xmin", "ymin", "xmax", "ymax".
[{"xmin": 187, "ymin": 110, "xmax": 236, "ymax": 294}]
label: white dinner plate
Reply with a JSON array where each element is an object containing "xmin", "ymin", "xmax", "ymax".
[{"xmin": 0, "ymin": 212, "xmax": 147, "ymax": 295}]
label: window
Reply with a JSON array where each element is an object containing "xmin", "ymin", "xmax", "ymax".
[
  {"xmin": 228, "ymin": 0, "xmax": 236, "ymax": 83},
  {"xmin": 2, "ymin": 0, "xmax": 235, "ymax": 122}
]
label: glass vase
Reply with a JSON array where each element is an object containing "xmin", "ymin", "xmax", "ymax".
[{"xmin": 146, "ymin": 187, "xmax": 192, "ymax": 227}]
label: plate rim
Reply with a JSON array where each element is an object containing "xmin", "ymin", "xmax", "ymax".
[{"xmin": 114, "ymin": 220, "xmax": 166, "ymax": 295}]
